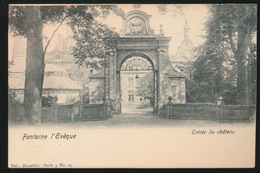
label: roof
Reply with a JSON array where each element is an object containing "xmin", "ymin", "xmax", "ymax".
[
  {"xmin": 43, "ymin": 76, "xmax": 82, "ymax": 90},
  {"xmin": 165, "ymin": 55, "xmax": 185, "ymax": 78},
  {"xmin": 171, "ymin": 39, "xmax": 194, "ymax": 62},
  {"xmin": 9, "ymin": 76, "xmax": 82, "ymax": 90},
  {"xmin": 9, "ymin": 76, "xmax": 25, "ymax": 90}
]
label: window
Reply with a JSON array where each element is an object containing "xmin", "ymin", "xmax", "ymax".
[
  {"xmin": 128, "ymin": 94, "xmax": 134, "ymax": 101},
  {"xmin": 46, "ymin": 71, "xmax": 55, "ymax": 77},
  {"xmin": 128, "ymin": 90, "xmax": 134, "ymax": 101},
  {"xmin": 173, "ymin": 91, "xmax": 176, "ymax": 98},
  {"xmin": 128, "ymin": 77, "xmax": 134, "ymax": 87},
  {"xmin": 55, "ymin": 53, "xmax": 61, "ymax": 60}
]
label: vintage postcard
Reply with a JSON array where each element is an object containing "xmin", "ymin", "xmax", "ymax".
[{"xmin": 8, "ymin": 4, "xmax": 256, "ymax": 168}]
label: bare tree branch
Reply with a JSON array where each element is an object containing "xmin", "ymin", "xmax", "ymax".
[{"xmin": 43, "ymin": 15, "xmax": 67, "ymax": 55}]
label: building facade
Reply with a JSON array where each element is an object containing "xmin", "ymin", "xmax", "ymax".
[
  {"xmin": 9, "ymin": 10, "xmax": 188, "ymax": 110},
  {"xmin": 9, "ymin": 34, "xmax": 82, "ymax": 104},
  {"xmin": 104, "ymin": 10, "xmax": 187, "ymax": 114}
]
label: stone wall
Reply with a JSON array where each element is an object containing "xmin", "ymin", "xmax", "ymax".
[{"xmin": 162, "ymin": 103, "xmax": 256, "ymax": 122}]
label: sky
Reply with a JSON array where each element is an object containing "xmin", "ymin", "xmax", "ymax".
[
  {"xmin": 9, "ymin": 4, "xmax": 209, "ymax": 59},
  {"xmin": 103, "ymin": 4, "xmax": 209, "ymax": 55}
]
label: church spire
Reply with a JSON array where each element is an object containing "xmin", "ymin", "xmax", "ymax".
[{"xmin": 184, "ymin": 19, "xmax": 189, "ymax": 40}]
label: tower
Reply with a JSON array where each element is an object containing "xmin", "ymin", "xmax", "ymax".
[{"xmin": 184, "ymin": 19, "xmax": 189, "ymax": 40}]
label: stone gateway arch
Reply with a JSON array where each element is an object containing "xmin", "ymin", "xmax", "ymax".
[{"xmin": 105, "ymin": 10, "xmax": 186, "ymax": 114}]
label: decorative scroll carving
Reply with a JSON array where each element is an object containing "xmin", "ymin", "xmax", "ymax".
[
  {"xmin": 120, "ymin": 10, "xmax": 155, "ymax": 36},
  {"xmin": 125, "ymin": 17, "xmax": 148, "ymax": 36}
]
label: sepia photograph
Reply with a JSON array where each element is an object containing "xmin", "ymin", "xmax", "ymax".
[{"xmin": 8, "ymin": 4, "xmax": 256, "ymax": 168}]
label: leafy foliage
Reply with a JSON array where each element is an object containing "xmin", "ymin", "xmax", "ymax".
[
  {"xmin": 248, "ymin": 43, "xmax": 257, "ymax": 104},
  {"xmin": 157, "ymin": 4, "xmax": 184, "ymax": 16},
  {"xmin": 135, "ymin": 73, "xmax": 154, "ymax": 98},
  {"xmin": 187, "ymin": 4, "xmax": 257, "ymax": 105},
  {"xmin": 9, "ymin": 6, "xmax": 66, "ymax": 37},
  {"xmin": 8, "ymin": 5, "xmax": 123, "ymax": 123},
  {"xmin": 9, "ymin": 5, "xmax": 122, "ymax": 62},
  {"xmin": 67, "ymin": 5, "xmax": 121, "ymax": 69},
  {"xmin": 70, "ymin": 19, "xmax": 118, "ymax": 68},
  {"xmin": 8, "ymin": 91, "xmax": 25, "ymax": 123},
  {"xmin": 207, "ymin": 4, "xmax": 256, "ymax": 105}
]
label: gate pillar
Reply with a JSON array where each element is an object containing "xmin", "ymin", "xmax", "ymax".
[
  {"xmin": 105, "ymin": 10, "xmax": 173, "ymax": 115},
  {"xmin": 108, "ymin": 49, "xmax": 121, "ymax": 114},
  {"xmin": 157, "ymin": 49, "xmax": 166, "ymax": 112}
]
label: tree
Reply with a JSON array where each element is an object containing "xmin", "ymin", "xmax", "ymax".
[
  {"xmin": 186, "ymin": 45, "xmax": 224, "ymax": 103},
  {"xmin": 204, "ymin": 4, "xmax": 257, "ymax": 105},
  {"xmin": 188, "ymin": 4, "xmax": 256, "ymax": 105},
  {"xmin": 69, "ymin": 6, "xmax": 119, "ymax": 68},
  {"xmin": 9, "ymin": 7, "xmax": 43, "ymax": 123},
  {"xmin": 135, "ymin": 73, "xmax": 154, "ymax": 98},
  {"xmin": 157, "ymin": 4, "xmax": 184, "ymax": 16},
  {"xmin": 9, "ymin": 6, "xmax": 68, "ymax": 123},
  {"xmin": 9, "ymin": 5, "xmax": 122, "ymax": 123},
  {"xmin": 247, "ymin": 43, "xmax": 257, "ymax": 104}
]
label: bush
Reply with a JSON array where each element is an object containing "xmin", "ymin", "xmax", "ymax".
[
  {"xmin": 42, "ymin": 95, "xmax": 54, "ymax": 107},
  {"xmin": 137, "ymin": 99, "xmax": 150, "ymax": 109},
  {"xmin": 8, "ymin": 93, "xmax": 25, "ymax": 123}
]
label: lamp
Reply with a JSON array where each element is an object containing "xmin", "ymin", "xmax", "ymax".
[{"xmin": 135, "ymin": 75, "xmax": 139, "ymax": 80}]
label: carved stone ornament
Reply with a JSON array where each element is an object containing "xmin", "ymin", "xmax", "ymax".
[
  {"xmin": 127, "ymin": 17, "xmax": 147, "ymax": 36},
  {"xmin": 120, "ymin": 10, "xmax": 155, "ymax": 37}
]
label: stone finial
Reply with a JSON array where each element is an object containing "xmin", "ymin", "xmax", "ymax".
[
  {"xmin": 160, "ymin": 24, "xmax": 164, "ymax": 35},
  {"xmin": 167, "ymin": 96, "xmax": 174, "ymax": 105}
]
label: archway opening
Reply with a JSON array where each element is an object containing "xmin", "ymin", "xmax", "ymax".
[{"xmin": 119, "ymin": 55, "xmax": 155, "ymax": 115}]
